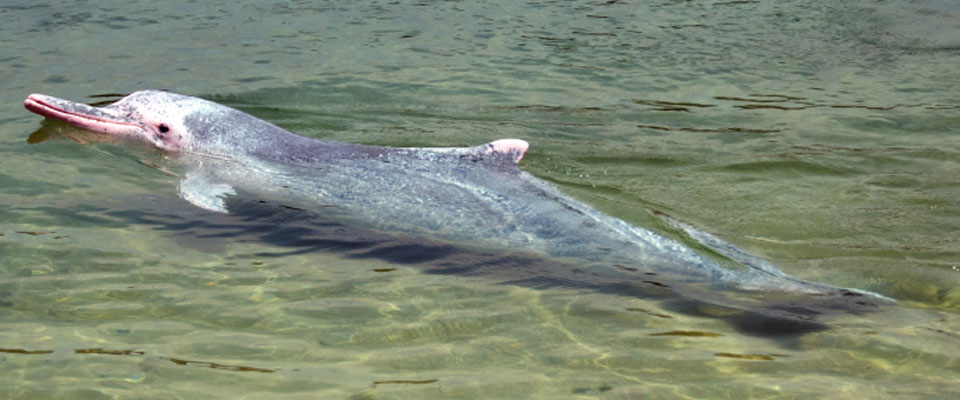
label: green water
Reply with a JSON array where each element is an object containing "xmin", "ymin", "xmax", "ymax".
[{"xmin": 2, "ymin": 1, "xmax": 959, "ymax": 398}]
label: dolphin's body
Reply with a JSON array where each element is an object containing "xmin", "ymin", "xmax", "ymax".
[{"xmin": 23, "ymin": 91, "xmax": 892, "ymax": 307}]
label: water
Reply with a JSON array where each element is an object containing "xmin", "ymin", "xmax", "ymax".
[{"xmin": 1, "ymin": 0, "xmax": 959, "ymax": 398}]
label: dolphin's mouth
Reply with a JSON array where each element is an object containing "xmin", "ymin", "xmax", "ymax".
[{"xmin": 24, "ymin": 94, "xmax": 141, "ymax": 135}]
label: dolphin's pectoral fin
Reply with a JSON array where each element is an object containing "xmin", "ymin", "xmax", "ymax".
[
  {"xmin": 178, "ymin": 171, "xmax": 237, "ymax": 213},
  {"xmin": 417, "ymin": 139, "xmax": 530, "ymax": 165}
]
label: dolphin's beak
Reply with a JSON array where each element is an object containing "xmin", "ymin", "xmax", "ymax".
[{"xmin": 24, "ymin": 94, "xmax": 142, "ymax": 136}]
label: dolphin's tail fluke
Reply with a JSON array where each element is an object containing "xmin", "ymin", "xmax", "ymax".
[{"xmin": 656, "ymin": 213, "xmax": 895, "ymax": 303}]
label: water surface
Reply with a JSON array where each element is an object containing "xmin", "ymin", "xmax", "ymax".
[{"xmin": 1, "ymin": 1, "xmax": 958, "ymax": 398}]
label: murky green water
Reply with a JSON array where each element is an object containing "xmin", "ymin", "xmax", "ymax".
[{"xmin": 2, "ymin": 1, "xmax": 959, "ymax": 398}]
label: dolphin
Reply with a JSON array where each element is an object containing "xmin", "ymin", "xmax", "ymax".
[{"xmin": 23, "ymin": 90, "xmax": 893, "ymax": 312}]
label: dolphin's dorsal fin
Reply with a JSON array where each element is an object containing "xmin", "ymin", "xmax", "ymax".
[
  {"xmin": 481, "ymin": 139, "xmax": 529, "ymax": 164},
  {"xmin": 418, "ymin": 139, "xmax": 529, "ymax": 164}
]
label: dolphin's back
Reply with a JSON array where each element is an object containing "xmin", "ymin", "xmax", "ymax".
[
  {"xmin": 206, "ymin": 142, "xmax": 823, "ymax": 294},
  {"xmin": 173, "ymin": 104, "xmax": 887, "ymax": 301}
]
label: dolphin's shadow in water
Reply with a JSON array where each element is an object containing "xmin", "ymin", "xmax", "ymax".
[{"xmin": 104, "ymin": 196, "xmax": 889, "ymax": 341}]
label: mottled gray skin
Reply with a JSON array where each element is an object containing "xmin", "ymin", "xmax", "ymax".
[
  {"xmin": 24, "ymin": 90, "xmax": 893, "ymax": 302},
  {"xmin": 176, "ymin": 107, "xmax": 723, "ymax": 279}
]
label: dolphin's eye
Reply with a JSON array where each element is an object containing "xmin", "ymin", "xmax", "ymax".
[{"xmin": 158, "ymin": 124, "xmax": 170, "ymax": 133}]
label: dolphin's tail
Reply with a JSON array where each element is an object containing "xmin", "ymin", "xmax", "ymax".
[{"xmin": 656, "ymin": 213, "xmax": 895, "ymax": 303}]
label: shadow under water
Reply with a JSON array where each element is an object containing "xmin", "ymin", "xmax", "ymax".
[{"xmin": 98, "ymin": 195, "xmax": 892, "ymax": 343}]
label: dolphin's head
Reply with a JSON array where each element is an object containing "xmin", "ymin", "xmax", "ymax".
[{"xmin": 24, "ymin": 90, "xmax": 242, "ymax": 153}]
